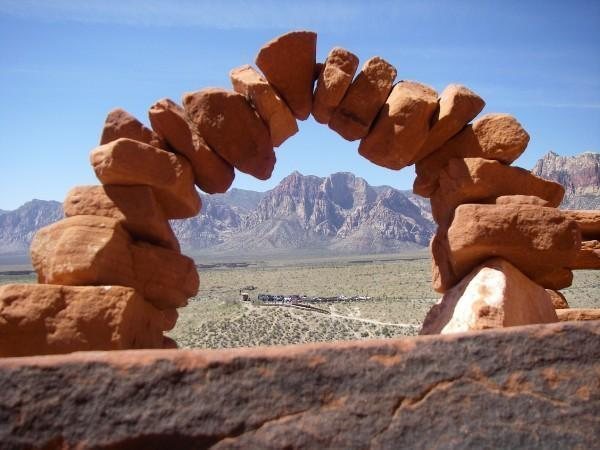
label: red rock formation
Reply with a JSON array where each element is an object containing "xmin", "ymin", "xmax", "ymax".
[
  {"xmin": 358, "ymin": 81, "xmax": 439, "ymax": 169},
  {"xmin": 183, "ymin": 88, "xmax": 276, "ymax": 180},
  {"xmin": 0, "ymin": 284, "xmax": 166, "ymax": 357},
  {"xmin": 329, "ymin": 57, "xmax": 397, "ymax": 141},
  {"xmin": 148, "ymin": 98, "xmax": 235, "ymax": 193},
  {"xmin": 100, "ymin": 108, "xmax": 167, "ymax": 150},
  {"xmin": 546, "ymin": 289, "xmax": 569, "ymax": 309},
  {"xmin": 255, "ymin": 31, "xmax": 317, "ymax": 120},
  {"xmin": 556, "ymin": 308, "xmax": 600, "ymax": 321}
]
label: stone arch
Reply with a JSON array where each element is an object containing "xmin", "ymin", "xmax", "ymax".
[{"xmin": 0, "ymin": 30, "xmax": 592, "ymax": 356}]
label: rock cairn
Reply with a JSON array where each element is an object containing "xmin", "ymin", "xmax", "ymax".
[{"xmin": 1, "ymin": 31, "xmax": 598, "ymax": 356}]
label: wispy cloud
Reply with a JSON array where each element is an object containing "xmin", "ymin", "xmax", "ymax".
[{"xmin": 0, "ymin": 0, "xmax": 368, "ymax": 29}]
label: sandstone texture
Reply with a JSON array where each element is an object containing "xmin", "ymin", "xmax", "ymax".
[
  {"xmin": 547, "ymin": 290, "xmax": 569, "ymax": 309},
  {"xmin": 312, "ymin": 47, "xmax": 359, "ymax": 124},
  {"xmin": 63, "ymin": 185, "xmax": 179, "ymax": 252},
  {"xmin": 419, "ymin": 84, "xmax": 485, "ymax": 158},
  {"xmin": 358, "ymin": 81, "xmax": 439, "ymax": 169},
  {"xmin": 230, "ymin": 64, "xmax": 298, "ymax": 147},
  {"xmin": 100, "ymin": 108, "xmax": 167, "ymax": 149},
  {"xmin": 569, "ymin": 240, "xmax": 600, "ymax": 269},
  {"xmin": 30, "ymin": 216, "xmax": 198, "ymax": 309},
  {"xmin": 329, "ymin": 57, "xmax": 397, "ymax": 141},
  {"xmin": 433, "ymin": 204, "xmax": 581, "ymax": 291},
  {"xmin": 431, "ymin": 158, "xmax": 565, "ymax": 226},
  {"xmin": 148, "ymin": 98, "xmax": 235, "ymax": 193},
  {"xmin": 183, "ymin": 88, "xmax": 276, "ymax": 180},
  {"xmin": 562, "ymin": 209, "xmax": 600, "ymax": 239},
  {"xmin": 0, "ymin": 321, "xmax": 598, "ymax": 448},
  {"xmin": 421, "ymin": 258, "xmax": 557, "ymax": 334},
  {"xmin": 556, "ymin": 308, "xmax": 600, "ymax": 322},
  {"xmin": 90, "ymin": 137, "xmax": 201, "ymax": 219},
  {"xmin": 414, "ymin": 113, "xmax": 530, "ymax": 196},
  {"xmin": 255, "ymin": 30, "xmax": 317, "ymax": 120},
  {"xmin": 0, "ymin": 284, "xmax": 165, "ymax": 357},
  {"xmin": 493, "ymin": 194, "xmax": 551, "ymax": 206}
]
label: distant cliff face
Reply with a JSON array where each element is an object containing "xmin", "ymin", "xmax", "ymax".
[
  {"xmin": 0, "ymin": 200, "xmax": 63, "ymax": 255},
  {"xmin": 532, "ymin": 151, "xmax": 600, "ymax": 209},
  {"xmin": 172, "ymin": 171, "xmax": 435, "ymax": 255}
]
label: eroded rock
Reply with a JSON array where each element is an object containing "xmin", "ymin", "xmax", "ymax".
[
  {"xmin": 230, "ymin": 65, "xmax": 298, "ymax": 147},
  {"xmin": 255, "ymin": 31, "xmax": 317, "ymax": 120},
  {"xmin": 421, "ymin": 258, "xmax": 557, "ymax": 334},
  {"xmin": 569, "ymin": 240, "xmax": 600, "ymax": 269},
  {"xmin": 183, "ymin": 88, "xmax": 276, "ymax": 180},
  {"xmin": 556, "ymin": 308, "xmax": 600, "ymax": 321},
  {"xmin": 546, "ymin": 290, "xmax": 569, "ymax": 309},
  {"xmin": 148, "ymin": 98, "xmax": 235, "ymax": 193},
  {"xmin": 90, "ymin": 138, "xmax": 200, "ymax": 219},
  {"xmin": 312, "ymin": 47, "xmax": 359, "ymax": 124},
  {"xmin": 100, "ymin": 108, "xmax": 167, "ymax": 149},
  {"xmin": 0, "ymin": 284, "xmax": 166, "ymax": 357},
  {"xmin": 562, "ymin": 210, "xmax": 600, "ymax": 240},
  {"xmin": 63, "ymin": 185, "xmax": 179, "ymax": 252},
  {"xmin": 414, "ymin": 113, "xmax": 530, "ymax": 196},
  {"xmin": 358, "ymin": 81, "xmax": 438, "ymax": 169},
  {"xmin": 329, "ymin": 57, "xmax": 397, "ymax": 141}
]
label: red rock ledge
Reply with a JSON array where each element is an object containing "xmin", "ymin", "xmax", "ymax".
[{"xmin": 1, "ymin": 321, "xmax": 599, "ymax": 449}]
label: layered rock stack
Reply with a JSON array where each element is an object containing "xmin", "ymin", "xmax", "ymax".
[{"xmin": 1, "ymin": 30, "xmax": 598, "ymax": 357}]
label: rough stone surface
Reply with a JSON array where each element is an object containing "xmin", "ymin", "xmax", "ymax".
[
  {"xmin": 99, "ymin": 108, "xmax": 167, "ymax": 149},
  {"xmin": 556, "ymin": 308, "xmax": 600, "ymax": 321},
  {"xmin": 183, "ymin": 88, "xmax": 276, "ymax": 180},
  {"xmin": 255, "ymin": 31, "xmax": 316, "ymax": 120},
  {"xmin": 312, "ymin": 47, "xmax": 359, "ymax": 124},
  {"xmin": 358, "ymin": 81, "xmax": 439, "ymax": 169},
  {"xmin": 0, "ymin": 321, "xmax": 598, "ymax": 449},
  {"xmin": 148, "ymin": 98, "xmax": 235, "ymax": 194},
  {"xmin": 569, "ymin": 240, "xmax": 600, "ymax": 269},
  {"xmin": 63, "ymin": 185, "xmax": 179, "ymax": 252},
  {"xmin": 329, "ymin": 57, "xmax": 397, "ymax": 141},
  {"xmin": 90, "ymin": 137, "xmax": 201, "ymax": 219},
  {"xmin": 547, "ymin": 290, "xmax": 569, "ymax": 309},
  {"xmin": 414, "ymin": 113, "xmax": 530, "ymax": 197},
  {"xmin": 30, "ymin": 216, "xmax": 198, "ymax": 309},
  {"xmin": 434, "ymin": 204, "xmax": 581, "ymax": 291},
  {"xmin": 431, "ymin": 158, "xmax": 565, "ymax": 226},
  {"xmin": 562, "ymin": 210, "xmax": 600, "ymax": 239},
  {"xmin": 230, "ymin": 64, "xmax": 298, "ymax": 147},
  {"xmin": 0, "ymin": 284, "xmax": 166, "ymax": 357},
  {"xmin": 493, "ymin": 195, "xmax": 551, "ymax": 206},
  {"xmin": 419, "ymin": 84, "xmax": 485, "ymax": 159},
  {"xmin": 421, "ymin": 258, "xmax": 557, "ymax": 334}
]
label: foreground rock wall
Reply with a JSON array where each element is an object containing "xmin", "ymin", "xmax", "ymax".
[{"xmin": 1, "ymin": 321, "xmax": 598, "ymax": 449}]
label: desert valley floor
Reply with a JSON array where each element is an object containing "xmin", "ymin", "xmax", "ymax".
[{"xmin": 3, "ymin": 252, "xmax": 599, "ymax": 349}]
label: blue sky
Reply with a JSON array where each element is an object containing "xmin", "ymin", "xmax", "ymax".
[{"xmin": 0, "ymin": 0, "xmax": 598, "ymax": 209}]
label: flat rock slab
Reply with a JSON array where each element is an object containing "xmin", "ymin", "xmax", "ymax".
[{"xmin": 1, "ymin": 321, "xmax": 598, "ymax": 449}]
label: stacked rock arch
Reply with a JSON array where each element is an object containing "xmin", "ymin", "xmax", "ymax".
[{"xmin": 1, "ymin": 30, "xmax": 598, "ymax": 356}]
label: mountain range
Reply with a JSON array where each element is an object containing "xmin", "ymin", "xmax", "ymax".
[{"xmin": 0, "ymin": 151, "xmax": 597, "ymax": 259}]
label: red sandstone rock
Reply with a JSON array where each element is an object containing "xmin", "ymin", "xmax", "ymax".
[
  {"xmin": 312, "ymin": 47, "xmax": 359, "ymax": 124},
  {"xmin": 328, "ymin": 57, "xmax": 397, "ymax": 141},
  {"xmin": 30, "ymin": 216, "xmax": 198, "ymax": 309},
  {"xmin": 100, "ymin": 108, "xmax": 167, "ymax": 149},
  {"xmin": 358, "ymin": 81, "xmax": 438, "ymax": 169},
  {"xmin": 183, "ymin": 88, "xmax": 276, "ymax": 180},
  {"xmin": 546, "ymin": 290, "xmax": 569, "ymax": 309},
  {"xmin": 562, "ymin": 210, "xmax": 600, "ymax": 240},
  {"xmin": 419, "ymin": 84, "xmax": 485, "ymax": 159},
  {"xmin": 414, "ymin": 113, "xmax": 530, "ymax": 196},
  {"xmin": 431, "ymin": 158, "xmax": 565, "ymax": 226},
  {"xmin": 569, "ymin": 240, "xmax": 600, "ymax": 269},
  {"xmin": 443, "ymin": 204, "xmax": 581, "ymax": 290},
  {"xmin": 0, "ymin": 284, "xmax": 166, "ymax": 357},
  {"xmin": 493, "ymin": 195, "xmax": 551, "ymax": 206},
  {"xmin": 161, "ymin": 309, "xmax": 179, "ymax": 332},
  {"xmin": 90, "ymin": 138, "xmax": 200, "ymax": 219},
  {"xmin": 556, "ymin": 308, "xmax": 600, "ymax": 321},
  {"xmin": 148, "ymin": 98, "xmax": 235, "ymax": 194},
  {"xmin": 230, "ymin": 65, "xmax": 298, "ymax": 147},
  {"xmin": 0, "ymin": 321, "xmax": 598, "ymax": 449},
  {"xmin": 421, "ymin": 258, "xmax": 557, "ymax": 334},
  {"xmin": 255, "ymin": 31, "xmax": 316, "ymax": 120},
  {"xmin": 63, "ymin": 185, "xmax": 179, "ymax": 252}
]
